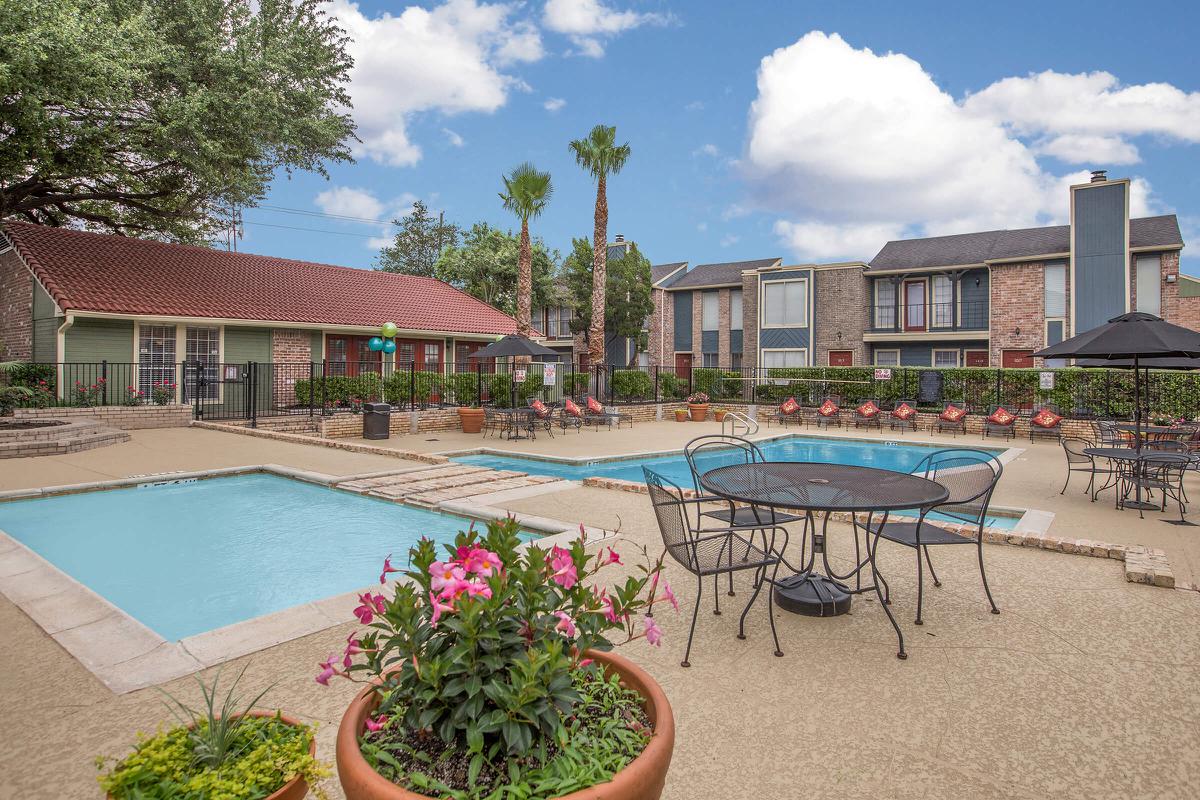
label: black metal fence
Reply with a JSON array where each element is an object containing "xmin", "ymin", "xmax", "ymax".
[{"xmin": 5, "ymin": 361, "xmax": 1200, "ymax": 424}]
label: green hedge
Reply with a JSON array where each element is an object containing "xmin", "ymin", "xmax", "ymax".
[
  {"xmin": 611, "ymin": 369, "xmax": 653, "ymax": 400},
  {"xmin": 658, "ymin": 372, "xmax": 685, "ymax": 400},
  {"xmin": 562, "ymin": 371, "xmax": 589, "ymax": 396},
  {"xmin": 293, "ymin": 374, "xmax": 383, "ymax": 407}
]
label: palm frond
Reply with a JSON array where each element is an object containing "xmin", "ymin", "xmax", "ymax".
[{"xmin": 499, "ymin": 162, "xmax": 553, "ymax": 222}]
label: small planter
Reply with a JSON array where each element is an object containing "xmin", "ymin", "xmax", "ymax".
[
  {"xmin": 673, "ymin": 409, "xmax": 688, "ymax": 422},
  {"xmin": 336, "ymin": 648, "xmax": 675, "ymax": 800},
  {"xmin": 687, "ymin": 403, "xmax": 709, "ymax": 422},
  {"xmin": 458, "ymin": 407, "xmax": 484, "ymax": 433},
  {"xmin": 713, "ymin": 409, "xmax": 728, "ymax": 422}
]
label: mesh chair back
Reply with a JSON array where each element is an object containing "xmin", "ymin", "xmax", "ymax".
[
  {"xmin": 1062, "ymin": 437, "xmax": 1095, "ymax": 465},
  {"xmin": 642, "ymin": 468, "xmax": 699, "ymax": 572},
  {"xmin": 916, "ymin": 449, "xmax": 1002, "ymax": 526},
  {"xmin": 683, "ymin": 435, "xmax": 763, "ymax": 495},
  {"xmin": 1096, "ymin": 420, "xmax": 1125, "ymax": 447},
  {"xmin": 1148, "ymin": 439, "xmax": 1187, "ymax": 452}
]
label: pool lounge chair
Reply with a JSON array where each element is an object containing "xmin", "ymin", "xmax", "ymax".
[
  {"xmin": 1029, "ymin": 404, "xmax": 1064, "ymax": 443},
  {"xmin": 525, "ymin": 399, "xmax": 556, "ymax": 439},
  {"xmin": 558, "ymin": 398, "xmax": 584, "ymax": 433},
  {"xmin": 813, "ymin": 395, "xmax": 842, "ymax": 430},
  {"xmin": 933, "ymin": 401, "xmax": 967, "ymax": 436},
  {"xmin": 772, "ymin": 396, "xmax": 804, "ymax": 427},
  {"xmin": 852, "ymin": 398, "xmax": 882, "ymax": 431},
  {"xmin": 584, "ymin": 396, "xmax": 633, "ymax": 429},
  {"xmin": 982, "ymin": 404, "xmax": 1017, "ymax": 441},
  {"xmin": 889, "ymin": 399, "xmax": 918, "ymax": 433}
]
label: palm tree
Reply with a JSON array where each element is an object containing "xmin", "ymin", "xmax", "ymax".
[
  {"xmin": 569, "ymin": 125, "xmax": 630, "ymax": 365},
  {"xmin": 498, "ymin": 163, "xmax": 553, "ymax": 337}
]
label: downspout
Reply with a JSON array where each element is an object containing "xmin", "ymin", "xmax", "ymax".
[
  {"xmin": 57, "ymin": 314, "xmax": 75, "ymax": 403},
  {"xmin": 658, "ymin": 288, "xmax": 665, "ymax": 366}
]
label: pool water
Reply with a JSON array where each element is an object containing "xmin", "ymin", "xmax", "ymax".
[
  {"xmin": 0, "ymin": 474, "xmax": 525, "ymax": 641},
  {"xmin": 454, "ymin": 436, "xmax": 1018, "ymax": 530}
]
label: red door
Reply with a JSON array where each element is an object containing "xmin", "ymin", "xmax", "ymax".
[
  {"xmin": 1001, "ymin": 349, "xmax": 1034, "ymax": 369},
  {"xmin": 674, "ymin": 353, "xmax": 692, "ymax": 383},
  {"xmin": 964, "ymin": 350, "xmax": 989, "ymax": 367},
  {"xmin": 327, "ymin": 335, "xmax": 382, "ymax": 376},
  {"xmin": 904, "ymin": 280, "xmax": 927, "ymax": 331},
  {"xmin": 829, "ymin": 350, "xmax": 853, "ymax": 366}
]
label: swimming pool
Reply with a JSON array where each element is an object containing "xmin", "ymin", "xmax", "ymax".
[{"xmin": 0, "ymin": 474, "xmax": 523, "ymax": 641}]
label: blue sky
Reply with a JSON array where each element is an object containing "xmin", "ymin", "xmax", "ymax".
[{"xmin": 243, "ymin": 0, "xmax": 1200, "ymax": 275}]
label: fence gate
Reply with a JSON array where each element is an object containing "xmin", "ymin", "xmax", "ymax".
[{"xmin": 186, "ymin": 361, "xmax": 255, "ymax": 422}]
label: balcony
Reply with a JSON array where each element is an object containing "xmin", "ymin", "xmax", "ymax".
[{"xmin": 867, "ymin": 300, "xmax": 988, "ymax": 333}]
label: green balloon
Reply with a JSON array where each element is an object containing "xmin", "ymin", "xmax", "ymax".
[{"xmin": 381, "ymin": 322, "xmax": 398, "ymax": 338}]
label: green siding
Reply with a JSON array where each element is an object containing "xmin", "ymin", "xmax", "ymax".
[
  {"xmin": 310, "ymin": 330, "xmax": 324, "ymax": 361},
  {"xmin": 64, "ymin": 318, "xmax": 133, "ymax": 363},
  {"xmin": 31, "ymin": 282, "xmax": 59, "ymax": 362},
  {"xmin": 223, "ymin": 326, "xmax": 271, "ymax": 364}
]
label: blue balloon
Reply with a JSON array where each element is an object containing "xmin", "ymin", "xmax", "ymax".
[
  {"xmin": 368, "ymin": 337, "xmax": 385, "ymax": 352},
  {"xmin": 382, "ymin": 339, "xmax": 397, "ymax": 354}
]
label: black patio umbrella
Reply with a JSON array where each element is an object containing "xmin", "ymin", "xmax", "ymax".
[
  {"xmin": 467, "ymin": 334, "xmax": 561, "ymax": 360},
  {"xmin": 1075, "ymin": 356, "xmax": 1200, "ymax": 370}
]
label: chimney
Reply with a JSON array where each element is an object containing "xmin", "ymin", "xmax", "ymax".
[
  {"xmin": 1090, "ymin": 169, "xmax": 1107, "ymax": 183},
  {"xmin": 614, "ymin": 234, "xmax": 625, "ymax": 243}
]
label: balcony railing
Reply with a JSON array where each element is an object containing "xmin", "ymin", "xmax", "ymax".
[{"xmin": 867, "ymin": 300, "xmax": 988, "ymax": 333}]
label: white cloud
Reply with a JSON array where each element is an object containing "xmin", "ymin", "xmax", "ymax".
[
  {"xmin": 719, "ymin": 234, "xmax": 740, "ymax": 247},
  {"xmin": 696, "ymin": 222, "xmax": 708, "ymax": 232},
  {"xmin": 543, "ymin": 97, "xmax": 567, "ymax": 112},
  {"xmin": 742, "ymin": 32, "xmax": 1181, "ymax": 262},
  {"xmin": 692, "ymin": 143, "xmax": 719, "ymax": 158},
  {"xmin": 1032, "ymin": 134, "xmax": 1139, "ymax": 165},
  {"xmin": 442, "ymin": 127, "xmax": 465, "ymax": 147},
  {"xmin": 685, "ymin": 100, "xmax": 704, "ymax": 111},
  {"xmin": 542, "ymin": 0, "xmax": 669, "ymax": 57},
  {"xmin": 331, "ymin": 0, "xmax": 544, "ymax": 166},
  {"xmin": 314, "ymin": 186, "xmax": 385, "ymax": 220}
]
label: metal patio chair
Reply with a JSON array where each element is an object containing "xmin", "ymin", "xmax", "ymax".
[
  {"xmin": 682, "ymin": 435, "xmax": 804, "ymax": 542},
  {"xmin": 865, "ymin": 449, "xmax": 1003, "ymax": 625},
  {"xmin": 643, "ymin": 467, "xmax": 785, "ymax": 667},
  {"xmin": 772, "ymin": 396, "xmax": 805, "ymax": 428},
  {"xmin": 1028, "ymin": 403, "xmax": 1065, "ymax": 443},
  {"xmin": 933, "ymin": 400, "xmax": 967, "ymax": 437},
  {"xmin": 481, "ymin": 408, "xmax": 508, "ymax": 438},
  {"xmin": 982, "ymin": 404, "xmax": 1017, "ymax": 441},
  {"xmin": 889, "ymin": 399, "xmax": 918, "ymax": 433},
  {"xmin": 852, "ymin": 397, "xmax": 883, "ymax": 431},
  {"xmin": 1122, "ymin": 453, "xmax": 1190, "ymax": 521},
  {"xmin": 813, "ymin": 394, "xmax": 843, "ymax": 430},
  {"xmin": 1059, "ymin": 437, "xmax": 1108, "ymax": 499}
]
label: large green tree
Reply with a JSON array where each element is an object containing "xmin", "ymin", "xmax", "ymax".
[
  {"xmin": 434, "ymin": 223, "xmax": 556, "ymax": 319},
  {"xmin": 563, "ymin": 236, "xmax": 653, "ymax": 365},
  {"xmin": 0, "ymin": 0, "xmax": 356, "ymax": 242},
  {"xmin": 568, "ymin": 125, "xmax": 630, "ymax": 364},
  {"xmin": 375, "ymin": 201, "xmax": 460, "ymax": 276},
  {"xmin": 498, "ymin": 163, "xmax": 553, "ymax": 337}
]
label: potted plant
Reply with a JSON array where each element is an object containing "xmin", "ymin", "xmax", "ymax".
[
  {"xmin": 323, "ymin": 516, "xmax": 677, "ymax": 800},
  {"xmin": 686, "ymin": 392, "xmax": 709, "ymax": 422},
  {"xmin": 98, "ymin": 665, "xmax": 325, "ymax": 799},
  {"xmin": 673, "ymin": 407, "xmax": 688, "ymax": 422},
  {"xmin": 458, "ymin": 406, "xmax": 485, "ymax": 434},
  {"xmin": 713, "ymin": 408, "xmax": 728, "ymax": 422}
]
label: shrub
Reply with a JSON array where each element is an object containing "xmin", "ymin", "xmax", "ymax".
[
  {"xmin": 71, "ymin": 377, "xmax": 106, "ymax": 406},
  {"xmin": 657, "ymin": 371, "xmax": 685, "ymax": 400},
  {"xmin": 150, "ymin": 381, "xmax": 175, "ymax": 406},
  {"xmin": 5, "ymin": 362, "xmax": 56, "ymax": 389},
  {"xmin": 562, "ymin": 371, "xmax": 590, "ymax": 396},
  {"xmin": 294, "ymin": 373, "xmax": 383, "ymax": 407},
  {"xmin": 611, "ymin": 369, "xmax": 652, "ymax": 400}
]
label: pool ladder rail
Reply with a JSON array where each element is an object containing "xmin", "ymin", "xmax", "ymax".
[{"xmin": 721, "ymin": 410, "xmax": 759, "ymax": 438}]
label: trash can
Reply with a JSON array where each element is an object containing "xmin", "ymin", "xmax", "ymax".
[{"xmin": 363, "ymin": 402, "xmax": 391, "ymax": 440}]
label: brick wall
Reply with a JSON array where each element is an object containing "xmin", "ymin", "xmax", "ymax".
[
  {"xmin": 0, "ymin": 248, "xmax": 32, "ymax": 361},
  {"xmin": 742, "ymin": 273, "xmax": 759, "ymax": 370},
  {"xmin": 813, "ymin": 267, "xmax": 866, "ymax": 365},
  {"xmin": 1154, "ymin": 250, "xmax": 1200, "ymax": 331},
  {"xmin": 271, "ymin": 329, "xmax": 312, "ymax": 406},
  {"xmin": 717, "ymin": 288, "xmax": 731, "ymax": 365},
  {"xmin": 647, "ymin": 288, "xmax": 673, "ymax": 368},
  {"xmin": 14, "ymin": 404, "xmax": 192, "ymax": 429},
  {"xmin": 989, "ymin": 261, "xmax": 1047, "ymax": 366},
  {"xmin": 320, "ymin": 408, "xmax": 465, "ymax": 438}
]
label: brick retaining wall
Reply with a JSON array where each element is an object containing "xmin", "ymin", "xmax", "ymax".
[{"xmin": 14, "ymin": 404, "xmax": 192, "ymax": 430}]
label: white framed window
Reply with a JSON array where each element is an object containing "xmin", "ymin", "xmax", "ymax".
[
  {"xmin": 702, "ymin": 352, "xmax": 720, "ymax": 368},
  {"xmin": 1044, "ymin": 263, "xmax": 1067, "ymax": 318},
  {"xmin": 873, "ymin": 349, "xmax": 900, "ymax": 367},
  {"xmin": 138, "ymin": 324, "xmax": 177, "ymax": 397},
  {"xmin": 701, "ymin": 291, "xmax": 719, "ymax": 331},
  {"xmin": 185, "ymin": 326, "xmax": 220, "ymax": 400},
  {"xmin": 762, "ymin": 279, "xmax": 808, "ymax": 327},
  {"xmin": 1136, "ymin": 255, "xmax": 1161, "ymax": 316},
  {"xmin": 730, "ymin": 352, "xmax": 743, "ymax": 370},
  {"xmin": 931, "ymin": 275, "xmax": 954, "ymax": 328},
  {"xmin": 933, "ymin": 348, "xmax": 959, "ymax": 369},
  {"xmin": 730, "ymin": 289, "xmax": 743, "ymax": 330},
  {"xmin": 761, "ymin": 349, "xmax": 807, "ymax": 368},
  {"xmin": 873, "ymin": 279, "xmax": 896, "ymax": 328}
]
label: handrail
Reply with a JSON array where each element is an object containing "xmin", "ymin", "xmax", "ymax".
[{"xmin": 721, "ymin": 410, "xmax": 759, "ymax": 438}]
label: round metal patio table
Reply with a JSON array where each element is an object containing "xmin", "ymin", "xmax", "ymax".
[
  {"xmin": 699, "ymin": 462, "xmax": 948, "ymax": 660},
  {"xmin": 1085, "ymin": 446, "xmax": 1197, "ymax": 512}
]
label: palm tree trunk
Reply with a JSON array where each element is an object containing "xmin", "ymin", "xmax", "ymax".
[
  {"xmin": 517, "ymin": 218, "xmax": 532, "ymax": 337},
  {"xmin": 588, "ymin": 174, "xmax": 607, "ymax": 365}
]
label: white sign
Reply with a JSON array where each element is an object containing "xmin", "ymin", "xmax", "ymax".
[
  {"xmin": 1039, "ymin": 371, "xmax": 1055, "ymax": 390},
  {"xmin": 874, "ymin": 368, "xmax": 893, "ymax": 380},
  {"xmin": 542, "ymin": 363, "xmax": 557, "ymax": 383},
  {"xmin": 513, "ymin": 368, "xmax": 527, "ymax": 384}
]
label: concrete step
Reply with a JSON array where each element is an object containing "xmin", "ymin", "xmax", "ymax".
[{"xmin": 0, "ymin": 425, "xmax": 129, "ymax": 458}]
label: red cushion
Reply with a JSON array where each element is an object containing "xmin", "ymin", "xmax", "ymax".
[
  {"xmin": 856, "ymin": 400, "xmax": 880, "ymax": 418},
  {"xmin": 780, "ymin": 397, "xmax": 800, "ymax": 415},
  {"xmin": 892, "ymin": 402, "xmax": 916, "ymax": 420},
  {"xmin": 988, "ymin": 407, "xmax": 1015, "ymax": 425},
  {"xmin": 586, "ymin": 396, "xmax": 604, "ymax": 414},
  {"xmin": 940, "ymin": 405, "xmax": 966, "ymax": 422},
  {"xmin": 818, "ymin": 399, "xmax": 839, "ymax": 417},
  {"xmin": 564, "ymin": 399, "xmax": 583, "ymax": 417},
  {"xmin": 530, "ymin": 399, "xmax": 549, "ymax": 416},
  {"xmin": 1032, "ymin": 408, "xmax": 1062, "ymax": 428}
]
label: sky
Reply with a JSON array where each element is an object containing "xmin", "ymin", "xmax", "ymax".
[{"xmin": 241, "ymin": 0, "xmax": 1200, "ymax": 276}]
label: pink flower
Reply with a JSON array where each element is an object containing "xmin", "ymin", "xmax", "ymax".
[
  {"xmin": 353, "ymin": 592, "xmax": 386, "ymax": 625},
  {"xmin": 462, "ymin": 547, "xmax": 502, "ymax": 577},
  {"xmin": 578, "ymin": 658, "xmax": 594, "ymax": 668},
  {"xmin": 343, "ymin": 635, "xmax": 364, "ymax": 669},
  {"xmin": 464, "ymin": 579, "xmax": 493, "ymax": 600},
  {"xmin": 429, "ymin": 591, "xmax": 455, "ymax": 627},
  {"xmin": 643, "ymin": 615, "xmax": 663, "ymax": 647},
  {"xmin": 553, "ymin": 610, "xmax": 577, "ymax": 638},
  {"xmin": 604, "ymin": 547, "xmax": 622, "ymax": 566},
  {"xmin": 379, "ymin": 554, "xmax": 401, "ymax": 584},
  {"xmin": 429, "ymin": 560, "xmax": 466, "ymax": 593},
  {"xmin": 364, "ymin": 715, "xmax": 389, "ymax": 732},
  {"xmin": 548, "ymin": 546, "xmax": 578, "ymax": 589},
  {"xmin": 662, "ymin": 581, "xmax": 679, "ymax": 612},
  {"xmin": 315, "ymin": 653, "xmax": 340, "ymax": 685},
  {"xmin": 599, "ymin": 590, "xmax": 618, "ymax": 624}
]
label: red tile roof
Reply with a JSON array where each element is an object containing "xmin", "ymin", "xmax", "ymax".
[{"xmin": 3, "ymin": 222, "xmax": 522, "ymax": 336}]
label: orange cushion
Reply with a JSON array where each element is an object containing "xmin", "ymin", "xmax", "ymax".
[
  {"xmin": 988, "ymin": 407, "xmax": 1015, "ymax": 425},
  {"xmin": 856, "ymin": 400, "xmax": 880, "ymax": 418},
  {"xmin": 1031, "ymin": 408, "xmax": 1062, "ymax": 429},
  {"xmin": 893, "ymin": 402, "xmax": 916, "ymax": 420},
  {"xmin": 780, "ymin": 397, "xmax": 800, "ymax": 415},
  {"xmin": 564, "ymin": 398, "xmax": 583, "ymax": 417},
  {"xmin": 586, "ymin": 396, "xmax": 604, "ymax": 414},
  {"xmin": 530, "ymin": 399, "xmax": 549, "ymax": 416},
  {"xmin": 818, "ymin": 399, "xmax": 839, "ymax": 417},
  {"xmin": 940, "ymin": 405, "xmax": 966, "ymax": 422}
]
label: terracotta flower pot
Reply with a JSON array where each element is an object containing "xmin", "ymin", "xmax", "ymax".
[
  {"xmin": 336, "ymin": 649, "xmax": 675, "ymax": 800},
  {"xmin": 713, "ymin": 410, "xmax": 728, "ymax": 422},
  {"xmin": 673, "ymin": 411, "xmax": 688, "ymax": 422},
  {"xmin": 687, "ymin": 403, "xmax": 708, "ymax": 422},
  {"xmin": 458, "ymin": 407, "xmax": 484, "ymax": 434}
]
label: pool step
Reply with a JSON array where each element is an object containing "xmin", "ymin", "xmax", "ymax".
[
  {"xmin": 0, "ymin": 423, "xmax": 130, "ymax": 458},
  {"xmin": 334, "ymin": 463, "xmax": 563, "ymax": 508},
  {"xmin": 335, "ymin": 464, "xmax": 492, "ymax": 492},
  {"xmin": 406, "ymin": 475, "xmax": 562, "ymax": 507}
]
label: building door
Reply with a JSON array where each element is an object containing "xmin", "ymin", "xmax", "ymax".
[
  {"xmin": 904, "ymin": 280, "xmax": 927, "ymax": 331},
  {"xmin": 327, "ymin": 335, "xmax": 383, "ymax": 377},
  {"xmin": 674, "ymin": 353, "xmax": 692, "ymax": 383},
  {"xmin": 828, "ymin": 350, "xmax": 854, "ymax": 366},
  {"xmin": 964, "ymin": 350, "xmax": 989, "ymax": 367},
  {"xmin": 1001, "ymin": 349, "xmax": 1034, "ymax": 369}
]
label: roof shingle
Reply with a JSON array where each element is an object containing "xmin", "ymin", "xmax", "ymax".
[{"xmin": 667, "ymin": 257, "xmax": 781, "ymax": 289}]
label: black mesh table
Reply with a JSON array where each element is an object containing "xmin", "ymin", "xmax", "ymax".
[{"xmin": 700, "ymin": 462, "xmax": 948, "ymax": 659}]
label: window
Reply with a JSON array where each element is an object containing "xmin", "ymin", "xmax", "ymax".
[
  {"xmin": 185, "ymin": 326, "xmax": 219, "ymax": 400},
  {"xmin": 1136, "ymin": 256, "xmax": 1161, "ymax": 316},
  {"xmin": 730, "ymin": 353, "xmax": 743, "ymax": 370},
  {"xmin": 873, "ymin": 349, "xmax": 900, "ymax": 367},
  {"xmin": 933, "ymin": 349, "xmax": 959, "ymax": 369},
  {"xmin": 873, "ymin": 279, "xmax": 896, "ymax": 329},
  {"xmin": 762, "ymin": 280, "xmax": 808, "ymax": 327},
  {"xmin": 1044, "ymin": 320, "xmax": 1067, "ymax": 368},
  {"xmin": 730, "ymin": 290, "xmax": 743, "ymax": 330},
  {"xmin": 1044, "ymin": 263, "xmax": 1066, "ymax": 318},
  {"xmin": 138, "ymin": 324, "xmax": 176, "ymax": 398},
  {"xmin": 701, "ymin": 291, "xmax": 719, "ymax": 331},
  {"xmin": 931, "ymin": 275, "xmax": 954, "ymax": 328},
  {"xmin": 396, "ymin": 341, "xmax": 415, "ymax": 364},
  {"xmin": 702, "ymin": 352, "xmax": 719, "ymax": 368},
  {"xmin": 762, "ymin": 349, "xmax": 807, "ymax": 368},
  {"xmin": 423, "ymin": 343, "xmax": 441, "ymax": 368}
]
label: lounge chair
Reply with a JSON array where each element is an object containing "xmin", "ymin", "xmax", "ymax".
[
  {"xmin": 932, "ymin": 400, "xmax": 967, "ymax": 437},
  {"xmin": 813, "ymin": 395, "xmax": 842, "ymax": 430},
  {"xmin": 583, "ymin": 396, "xmax": 632, "ymax": 429},
  {"xmin": 558, "ymin": 398, "xmax": 584, "ymax": 433},
  {"xmin": 889, "ymin": 399, "xmax": 918, "ymax": 433},
  {"xmin": 526, "ymin": 399, "xmax": 556, "ymax": 438},
  {"xmin": 852, "ymin": 398, "xmax": 882, "ymax": 431},
  {"xmin": 982, "ymin": 404, "xmax": 1017, "ymax": 441},
  {"xmin": 772, "ymin": 396, "xmax": 804, "ymax": 428},
  {"xmin": 1029, "ymin": 404, "xmax": 1064, "ymax": 443}
]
